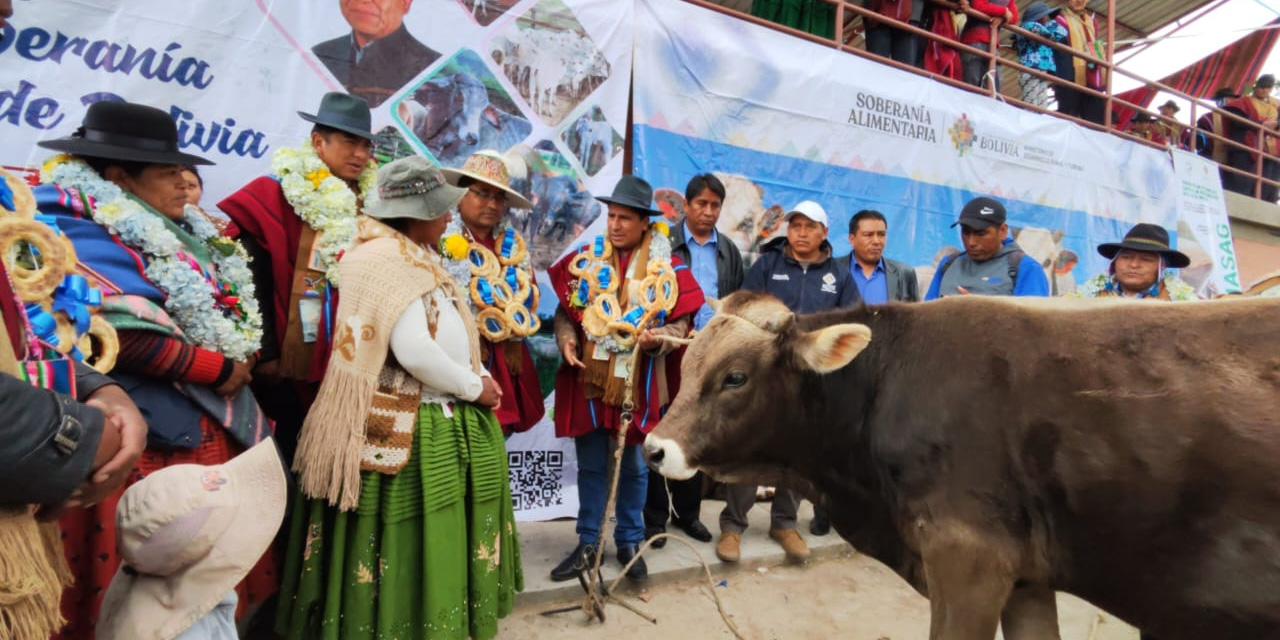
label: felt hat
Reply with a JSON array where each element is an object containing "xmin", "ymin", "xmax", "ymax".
[
  {"xmin": 38, "ymin": 101, "xmax": 213, "ymax": 166},
  {"xmin": 595, "ymin": 174, "xmax": 663, "ymax": 216},
  {"xmin": 298, "ymin": 92, "xmax": 375, "ymax": 140},
  {"xmin": 1096, "ymin": 223, "xmax": 1191, "ymax": 268}
]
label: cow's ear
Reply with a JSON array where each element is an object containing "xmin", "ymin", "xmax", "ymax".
[
  {"xmin": 706, "ymin": 297, "xmax": 722, "ymax": 314},
  {"xmin": 484, "ymin": 105, "xmax": 501, "ymax": 129},
  {"xmin": 794, "ymin": 324, "xmax": 872, "ymax": 373}
]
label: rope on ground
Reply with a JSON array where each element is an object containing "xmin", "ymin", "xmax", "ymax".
[{"xmin": 541, "ymin": 331, "xmax": 745, "ymax": 640}]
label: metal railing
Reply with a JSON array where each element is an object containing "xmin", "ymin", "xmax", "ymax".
[{"xmin": 682, "ymin": 0, "xmax": 1280, "ymax": 203}]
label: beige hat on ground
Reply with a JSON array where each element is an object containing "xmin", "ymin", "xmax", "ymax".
[
  {"xmin": 97, "ymin": 439, "xmax": 287, "ymax": 640},
  {"xmin": 442, "ymin": 149, "xmax": 534, "ymax": 209}
]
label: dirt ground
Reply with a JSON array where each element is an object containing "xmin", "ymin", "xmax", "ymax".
[{"xmin": 499, "ymin": 552, "xmax": 1139, "ymax": 640}]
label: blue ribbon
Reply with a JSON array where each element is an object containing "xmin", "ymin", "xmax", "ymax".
[
  {"xmin": 577, "ymin": 278, "xmax": 591, "ymax": 305},
  {"xmin": 504, "ymin": 266, "xmax": 519, "ymax": 293},
  {"xmin": 51, "ymin": 274, "xmax": 99, "ymax": 335},
  {"xmin": 477, "ymin": 278, "xmax": 497, "ymax": 306},
  {"xmin": 500, "ymin": 228, "xmax": 516, "ymax": 260},
  {"xmin": 0, "ymin": 179, "xmax": 15, "ymax": 213},
  {"xmin": 323, "ymin": 282, "xmax": 334, "ymax": 345},
  {"xmin": 592, "ymin": 235, "xmax": 607, "ymax": 258},
  {"xmin": 621, "ymin": 306, "xmax": 645, "ymax": 327},
  {"xmin": 24, "ymin": 302, "xmax": 82, "ymax": 361},
  {"xmin": 596, "ymin": 265, "xmax": 612, "ymax": 292}
]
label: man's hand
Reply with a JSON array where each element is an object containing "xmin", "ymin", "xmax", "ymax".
[
  {"xmin": 956, "ymin": 285, "xmax": 973, "ymax": 295},
  {"xmin": 215, "ymin": 360, "xmax": 253, "ymax": 397},
  {"xmin": 637, "ymin": 329, "xmax": 660, "ymax": 352},
  {"xmin": 253, "ymin": 358, "xmax": 280, "ymax": 384},
  {"xmin": 476, "ymin": 376, "xmax": 503, "ymax": 409},
  {"xmin": 958, "ymin": 0, "xmax": 971, "ymax": 12},
  {"xmin": 84, "ymin": 384, "xmax": 146, "ymax": 486},
  {"xmin": 559, "ymin": 335, "xmax": 585, "ymax": 368}
]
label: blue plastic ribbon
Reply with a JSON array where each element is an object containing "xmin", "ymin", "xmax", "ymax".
[
  {"xmin": 24, "ymin": 302, "xmax": 82, "ymax": 361},
  {"xmin": 476, "ymin": 278, "xmax": 497, "ymax": 306},
  {"xmin": 500, "ymin": 228, "xmax": 516, "ymax": 260},
  {"xmin": 621, "ymin": 306, "xmax": 645, "ymax": 327},
  {"xmin": 0, "ymin": 180, "xmax": 15, "ymax": 213},
  {"xmin": 323, "ymin": 282, "xmax": 334, "ymax": 345},
  {"xmin": 592, "ymin": 235, "xmax": 607, "ymax": 258},
  {"xmin": 596, "ymin": 265, "xmax": 612, "ymax": 292},
  {"xmin": 504, "ymin": 266, "xmax": 519, "ymax": 293},
  {"xmin": 576, "ymin": 278, "xmax": 591, "ymax": 305},
  {"xmin": 51, "ymin": 274, "xmax": 99, "ymax": 335}
]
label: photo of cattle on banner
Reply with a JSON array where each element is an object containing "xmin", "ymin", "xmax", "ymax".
[{"xmin": 644, "ymin": 284, "xmax": 1280, "ymax": 639}]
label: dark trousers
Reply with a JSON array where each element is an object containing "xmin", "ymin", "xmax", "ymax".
[
  {"xmin": 1225, "ymin": 148, "xmax": 1280, "ymax": 202},
  {"xmin": 865, "ymin": 22, "xmax": 919, "ymax": 67},
  {"xmin": 644, "ymin": 468, "xmax": 704, "ymax": 528},
  {"xmin": 960, "ymin": 50, "xmax": 992, "ymax": 89},
  {"xmin": 1054, "ymin": 84, "xmax": 1105, "ymax": 125},
  {"xmin": 720, "ymin": 483, "xmax": 801, "ymax": 533}
]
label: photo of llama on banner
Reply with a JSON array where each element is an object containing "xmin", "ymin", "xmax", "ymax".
[
  {"xmin": 392, "ymin": 49, "xmax": 533, "ymax": 167},
  {"xmin": 561, "ymin": 105, "xmax": 622, "ymax": 176},
  {"xmin": 490, "ymin": 0, "xmax": 611, "ymax": 127},
  {"xmin": 455, "ymin": 0, "xmax": 521, "ymax": 27},
  {"xmin": 505, "ymin": 141, "xmax": 603, "ymax": 270}
]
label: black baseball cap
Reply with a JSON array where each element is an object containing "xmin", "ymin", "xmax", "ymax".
[{"xmin": 951, "ymin": 196, "xmax": 1006, "ymax": 230}]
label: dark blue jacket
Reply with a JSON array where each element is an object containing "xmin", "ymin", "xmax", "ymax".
[{"xmin": 743, "ymin": 237, "xmax": 861, "ymax": 313}]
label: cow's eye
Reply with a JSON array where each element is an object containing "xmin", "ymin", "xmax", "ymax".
[{"xmin": 723, "ymin": 371, "xmax": 747, "ymax": 389}]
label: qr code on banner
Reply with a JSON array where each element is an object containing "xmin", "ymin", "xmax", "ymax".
[{"xmin": 508, "ymin": 450, "xmax": 565, "ymax": 511}]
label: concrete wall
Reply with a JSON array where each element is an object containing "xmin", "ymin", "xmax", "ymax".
[{"xmin": 1225, "ymin": 191, "xmax": 1280, "ymax": 288}]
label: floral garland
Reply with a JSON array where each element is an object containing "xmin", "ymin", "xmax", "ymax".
[
  {"xmin": 1075, "ymin": 271, "xmax": 1198, "ymax": 301},
  {"xmin": 271, "ymin": 142, "xmax": 377, "ymax": 287},
  {"xmin": 40, "ymin": 155, "xmax": 264, "ymax": 360},
  {"xmin": 439, "ymin": 216, "xmax": 540, "ymax": 341},
  {"xmin": 569, "ymin": 222, "xmax": 674, "ymax": 353}
]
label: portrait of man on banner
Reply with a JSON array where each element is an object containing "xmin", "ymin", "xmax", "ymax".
[{"xmin": 312, "ymin": 0, "xmax": 442, "ymax": 107}]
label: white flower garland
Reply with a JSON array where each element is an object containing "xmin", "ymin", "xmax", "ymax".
[
  {"xmin": 40, "ymin": 156, "xmax": 264, "ymax": 360},
  {"xmin": 1075, "ymin": 271, "xmax": 1198, "ymax": 301},
  {"xmin": 439, "ymin": 216, "xmax": 534, "ymax": 307},
  {"xmin": 271, "ymin": 142, "xmax": 377, "ymax": 287}
]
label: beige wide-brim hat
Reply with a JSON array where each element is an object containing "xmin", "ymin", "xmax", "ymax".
[
  {"xmin": 365, "ymin": 155, "xmax": 467, "ymax": 222},
  {"xmin": 442, "ymin": 149, "xmax": 534, "ymax": 210},
  {"xmin": 96, "ymin": 439, "xmax": 287, "ymax": 640}
]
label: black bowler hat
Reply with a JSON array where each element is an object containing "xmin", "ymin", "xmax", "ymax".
[
  {"xmin": 298, "ymin": 92, "xmax": 374, "ymax": 140},
  {"xmin": 38, "ymin": 101, "xmax": 213, "ymax": 166},
  {"xmin": 1257, "ymin": 74, "xmax": 1276, "ymax": 89},
  {"xmin": 951, "ymin": 196, "xmax": 1006, "ymax": 230},
  {"xmin": 1096, "ymin": 223, "xmax": 1191, "ymax": 268},
  {"xmin": 1212, "ymin": 87, "xmax": 1240, "ymax": 101},
  {"xmin": 595, "ymin": 174, "xmax": 663, "ymax": 217}
]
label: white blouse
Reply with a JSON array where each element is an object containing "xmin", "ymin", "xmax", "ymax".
[{"xmin": 389, "ymin": 288, "xmax": 487, "ymax": 404}]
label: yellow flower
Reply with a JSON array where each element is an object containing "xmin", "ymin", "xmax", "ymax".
[
  {"xmin": 441, "ymin": 234, "xmax": 469, "ymax": 261},
  {"xmin": 652, "ymin": 221, "xmax": 670, "ymax": 237},
  {"xmin": 41, "ymin": 154, "xmax": 73, "ymax": 176},
  {"xmin": 306, "ymin": 168, "xmax": 332, "ymax": 189}
]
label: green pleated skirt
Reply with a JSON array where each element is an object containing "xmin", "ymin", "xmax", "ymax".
[{"xmin": 275, "ymin": 402, "xmax": 523, "ymax": 640}]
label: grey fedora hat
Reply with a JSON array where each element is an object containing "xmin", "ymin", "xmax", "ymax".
[
  {"xmin": 298, "ymin": 92, "xmax": 375, "ymax": 140},
  {"xmin": 365, "ymin": 156, "xmax": 466, "ymax": 222},
  {"xmin": 595, "ymin": 174, "xmax": 662, "ymax": 217},
  {"xmin": 39, "ymin": 101, "xmax": 213, "ymax": 166}
]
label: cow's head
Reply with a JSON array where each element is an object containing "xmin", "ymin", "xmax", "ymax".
[{"xmin": 644, "ymin": 291, "xmax": 872, "ymax": 485}]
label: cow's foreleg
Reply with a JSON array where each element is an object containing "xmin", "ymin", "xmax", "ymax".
[
  {"xmin": 921, "ymin": 523, "xmax": 1016, "ymax": 640},
  {"xmin": 1000, "ymin": 584, "xmax": 1061, "ymax": 640}
]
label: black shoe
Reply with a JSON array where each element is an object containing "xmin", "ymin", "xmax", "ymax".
[
  {"xmin": 550, "ymin": 542, "xmax": 599, "ymax": 582},
  {"xmin": 809, "ymin": 514, "xmax": 831, "ymax": 536},
  {"xmin": 675, "ymin": 518, "xmax": 713, "ymax": 542},
  {"xmin": 644, "ymin": 525, "xmax": 668, "ymax": 549},
  {"xmin": 616, "ymin": 544, "xmax": 648, "ymax": 580}
]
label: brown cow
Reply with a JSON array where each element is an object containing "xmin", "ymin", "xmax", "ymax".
[{"xmin": 644, "ymin": 290, "xmax": 1280, "ymax": 640}]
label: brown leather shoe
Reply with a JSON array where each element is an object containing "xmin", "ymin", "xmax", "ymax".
[
  {"xmin": 716, "ymin": 532, "xmax": 741, "ymax": 563},
  {"xmin": 769, "ymin": 528, "xmax": 810, "ymax": 562}
]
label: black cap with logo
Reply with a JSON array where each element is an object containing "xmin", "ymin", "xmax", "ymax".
[{"xmin": 951, "ymin": 196, "xmax": 1007, "ymax": 230}]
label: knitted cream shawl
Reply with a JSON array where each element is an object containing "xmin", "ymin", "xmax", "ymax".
[{"xmin": 293, "ymin": 217, "xmax": 482, "ymax": 511}]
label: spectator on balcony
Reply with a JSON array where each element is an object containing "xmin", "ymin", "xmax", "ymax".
[
  {"xmin": 1156, "ymin": 100, "xmax": 1189, "ymax": 150},
  {"xmin": 1014, "ymin": 2, "xmax": 1066, "ymax": 108},
  {"xmin": 1223, "ymin": 74, "xmax": 1280, "ymax": 202},
  {"xmin": 1130, "ymin": 112, "xmax": 1168, "ymax": 146},
  {"xmin": 957, "ymin": 0, "xmax": 1017, "ymax": 90},
  {"xmin": 921, "ymin": 1, "xmax": 964, "ymax": 80},
  {"xmin": 864, "ymin": 0, "xmax": 924, "ymax": 66},
  {"xmin": 752, "ymin": 0, "xmax": 835, "ymax": 39},
  {"xmin": 1053, "ymin": 0, "xmax": 1105, "ymax": 125},
  {"xmin": 1195, "ymin": 87, "xmax": 1240, "ymax": 162}
]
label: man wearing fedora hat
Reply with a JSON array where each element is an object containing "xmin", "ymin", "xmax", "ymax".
[
  {"xmin": 1129, "ymin": 112, "xmax": 1168, "ymax": 146},
  {"xmin": 1155, "ymin": 99, "xmax": 1188, "ymax": 149},
  {"xmin": 546, "ymin": 174, "xmax": 705, "ymax": 582},
  {"xmin": 312, "ymin": 0, "xmax": 441, "ymax": 107},
  {"xmin": 439, "ymin": 150, "xmax": 545, "ymax": 436},
  {"xmin": 1223, "ymin": 73, "xmax": 1280, "ymax": 201},
  {"xmin": 219, "ymin": 91, "xmax": 377, "ymax": 465},
  {"xmin": 1196, "ymin": 87, "xmax": 1241, "ymax": 162},
  {"xmin": 1076, "ymin": 223, "xmax": 1197, "ymax": 300}
]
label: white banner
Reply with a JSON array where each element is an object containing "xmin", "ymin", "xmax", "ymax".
[
  {"xmin": 631, "ymin": 0, "xmax": 1228, "ymax": 296},
  {"xmin": 0, "ymin": 0, "xmax": 637, "ymax": 520},
  {"xmin": 1171, "ymin": 149, "xmax": 1242, "ymax": 296}
]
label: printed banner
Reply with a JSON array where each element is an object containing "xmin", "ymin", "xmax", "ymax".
[
  {"xmin": 1171, "ymin": 149, "xmax": 1243, "ymax": 296},
  {"xmin": 631, "ymin": 0, "xmax": 1232, "ymax": 296},
  {"xmin": 0, "ymin": 0, "xmax": 636, "ymax": 520}
]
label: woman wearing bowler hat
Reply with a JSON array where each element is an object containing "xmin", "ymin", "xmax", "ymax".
[
  {"xmin": 1075, "ymin": 223, "xmax": 1198, "ymax": 300},
  {"xmin": 33, "ymin": 100, "xmax": 276, "ymax": 640}
]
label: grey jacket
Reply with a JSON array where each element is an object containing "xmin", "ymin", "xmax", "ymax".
[
  {"xmin": 0, "ymin": 363, "xmax": 113, "ymax": 507},
  {"xmin": 843, "ymin": 254, "xmax": 921, "ymax": 302},
  {"xmin": 670, "ymin": 221, "xmax": 746, "ymax": 299}
]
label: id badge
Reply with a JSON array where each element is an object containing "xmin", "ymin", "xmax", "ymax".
[
  {"xmin": 298, "ymin": 298, "xmax": 322, "ymax": 343},
  {"xmin": 591, "ymin": 340, "xmax": 610, "ymax": 362},
  {"xmin": 307, "ymin": 232, "xmax": 327, "ymax": 272},
  {"xmin": 612, "ymin": 351, "xmax": 633, "ymax": 379}
]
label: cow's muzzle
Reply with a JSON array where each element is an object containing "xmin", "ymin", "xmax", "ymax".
[{"xmin": 643, "ymin": 435, "xmax": 697, "ymax": 480}]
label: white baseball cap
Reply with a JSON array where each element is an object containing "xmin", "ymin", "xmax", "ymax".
[{"xmin": 784, "ymin": 200, "xmax": 828, "ymax": 228}]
